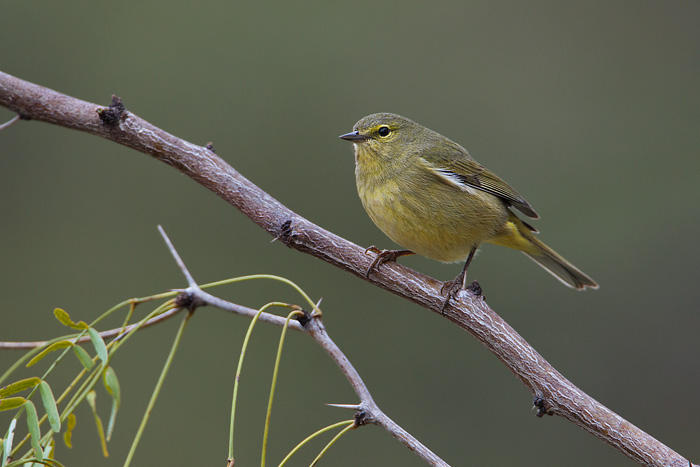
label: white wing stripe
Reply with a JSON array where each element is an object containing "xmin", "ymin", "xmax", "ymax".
[{"xmin": 425, "ymin": 163, "xmax": 479, "ymax": 195}]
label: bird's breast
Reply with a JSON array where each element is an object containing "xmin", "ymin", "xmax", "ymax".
[{"xmin": 355, "ymin": 165, "xmax": 508, "ymax": 262}]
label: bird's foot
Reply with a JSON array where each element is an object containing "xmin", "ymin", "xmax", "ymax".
[{"xmin": 364, "ymin": 247, "xmax": 414, "ymax": 278}]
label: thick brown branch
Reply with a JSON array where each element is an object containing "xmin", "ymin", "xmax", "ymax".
[{"xmin": 0, "ymin": 71, "xmax": 694, "ymax": 467}]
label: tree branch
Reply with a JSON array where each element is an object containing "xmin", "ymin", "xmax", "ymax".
[
  {"xmin": 196, "ymin": 290, "xmax": 448, "ymax": 467},
  {"xmin": 0, "ymin": 71, "xmax": 694, "ymax": 467},
  {"xmin": 160, "ymin": 226, "xmax": 449, "ymax": 467},
  {"xmin": 0, "ymin": 307, "xmax": 183, "ymax": 350}
]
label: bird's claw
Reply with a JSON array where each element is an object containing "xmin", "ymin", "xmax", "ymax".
[{"xmin": 364, "ymin": 247, "xmax": 412, "ymax": 278}]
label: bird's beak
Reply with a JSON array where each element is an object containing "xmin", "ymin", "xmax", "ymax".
[{"xmin": 339, "ymin": 131, "xmax": 369, "ymax": 142}]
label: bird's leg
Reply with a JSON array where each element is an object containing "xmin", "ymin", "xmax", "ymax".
[
  {"xmin": 440, "ymin": 245, "xmax": 479, "ymax": 311},
  {"xmin": 364, "ymin": 247, "xmax": 414, "ymax": 278}
]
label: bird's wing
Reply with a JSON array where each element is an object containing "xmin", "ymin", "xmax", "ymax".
[{"xmin": 419, "ymin": 147, "xmax": 539, "ymax": 219}]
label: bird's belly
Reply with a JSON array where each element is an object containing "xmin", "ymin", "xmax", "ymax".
[{"xmin": 358, "ymin": 179, "xmax": 508, "ymax": 263}]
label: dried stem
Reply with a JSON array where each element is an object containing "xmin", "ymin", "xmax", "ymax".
[{"xmin": 0, "ymin": 71, "xmax": 694, "ymax": 467}]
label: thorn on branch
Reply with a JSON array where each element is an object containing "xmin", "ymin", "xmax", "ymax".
[
  {"xmin": 533, "ymin": 395, "xmax": 553, "ymax": 418},
  {"xmin": 205, "ymin": 142, "xmax": 216, "ymax": 153},
  {"xmin": 97, "ymin": 95, "xmax": 127, "ymax": 127},
  {"xmin": 0, "ymin": 114, "xmax": 22, "ymax": 131}
]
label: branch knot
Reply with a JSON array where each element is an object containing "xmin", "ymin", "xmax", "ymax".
[
  {"xmin": 354, "ymin": 409, "xmax": 371, "ymax": 426},
  {"xmin": 277, "ymin": 218, "xmax": 297, "ymax": 247},
  {"xmin": 533, "ymin": 395, "xmax": 554, "ymax": 418},
  {"xmin": 174, "ymin": 290, "xmax": 205, "ymax": 312},
  {"xmin": 97, "ymin": 95, "xmax": 127, "ymax": 127}
]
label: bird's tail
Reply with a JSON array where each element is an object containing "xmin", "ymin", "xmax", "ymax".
[{"xmin": 486, "ymin": 213, "xmax": 598, "ymax": 290}]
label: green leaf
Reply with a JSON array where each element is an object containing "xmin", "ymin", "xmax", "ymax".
[
  {"xmin": 0, "ymin": 397, "xmax": 26, "ymax": 411},
  {"xmin": 86, "ymin": 390, "xmax": 109, "ymax": 457},
  {"xmin": 26, "ymin": 341, "xmax": 73, "ymax": 368},
  {"xmin": 39, "ymin": 441, "xmax": 54, "ymax": 467},
  {"xmin": 39, "ymin": 381, "xmax": 61, "ymax": 433},
  {"xmin": 106, "ymin": 396, "xmax": 118, "ymax": 442},
  {"xmin": 45, "ymin": 439, "xmax": 54, "ymax": 459},
  {"xmin": 0, "ymin": 377, "xmax": 41, "ymax": 397},
  {"xmin": 53, "ymin": 308, "xmax": 71, "ymax": 326},
  {"xmin": 2, "ymin": 418, "xmax": 16, "ymax": 465},
  {"xmin": 72, "ymin": 345, "xmax": 95, "ymax": 369},
  {"xmin": 94, "ymin": 413, "xmax": 109, "ymax": 457},
  {"xmin": 63, "ymin": 413, "xmax": 76, "ymax": 448},
  {"xmin": 88, "ymin": 328, "xmax": 108, "ymax": 363},
  {"xmin": 102, "ymin": 367, "xmax": 121, "ymax": 442},
  {"xmin": 24, "ymin": 400, "xmax": 43, "ymax": 461},
  {"xmin": 53, "ymin": 308, "xmax": 88, "ymax": 329},
  {"xmin": 102, "ymin": 367, "xmax": 121, "ymax": 408},
  {"xmin": 86, "ymin": 390, "xmax": 97, "ymax": 411},
  {"xmin": 27, "ymin": 440, "xmax": 55, "ymax": 467}
]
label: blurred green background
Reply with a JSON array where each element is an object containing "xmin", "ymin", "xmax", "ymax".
[{"xmin": 2, "ymin": 1, "xmax": 699, "ymax": 466}]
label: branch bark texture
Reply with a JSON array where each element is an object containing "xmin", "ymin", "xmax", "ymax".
[{"xmin": 0, "ymin": 71, "xmax": 693, "ymax": 467}]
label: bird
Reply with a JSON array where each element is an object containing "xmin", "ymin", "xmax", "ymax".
[{"xmin": 339, "ymin": 113, "xmax": 597, "ymax": 305}]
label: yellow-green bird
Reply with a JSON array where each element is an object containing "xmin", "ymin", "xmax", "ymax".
[{"xmin": 339, "ymin": 113, "xmax": 597, "ymax": 300}]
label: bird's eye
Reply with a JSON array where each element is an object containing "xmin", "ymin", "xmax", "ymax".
[{"xmin": 377, "ymin": 126, "xmax": 391, "ymax": 137}]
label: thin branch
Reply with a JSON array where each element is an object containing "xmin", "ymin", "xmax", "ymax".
[
  {"xmin": 0, "ymin": 307, "xmax": 183, "ymax": 350},
  {"xmin": 161, "ymin": 233, "xmax": 449, "ymax": 467},
  {"xmin": 0, "ymin": 71, "xmax": 694, "ymax": 467},
  {"xmin": 157, "ymin": 225, "xmax": 198, "ymax": 288},
  {"xmin": 303, "ymin": 315, "xmax": 446, "ymax": 465}
]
